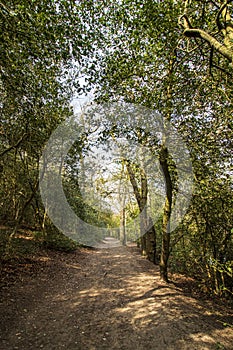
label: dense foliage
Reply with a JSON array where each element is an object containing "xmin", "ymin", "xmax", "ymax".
[{"xmin": 0, "ymin": 0, "xmax": 232, "ymax": 297}]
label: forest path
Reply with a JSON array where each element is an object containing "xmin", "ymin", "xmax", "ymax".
[{"xmin": 0, "ymin": 244, "xmax": 232, "ymax": 350}]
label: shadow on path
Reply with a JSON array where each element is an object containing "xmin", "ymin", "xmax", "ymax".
[{"xmin": 0, "ymin": 245, "xmax": 232, "ymax": 350}]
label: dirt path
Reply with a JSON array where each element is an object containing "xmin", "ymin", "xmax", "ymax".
[{"xmin": 0, "ymin": 244, "xmax": 233, "ymax": 350}]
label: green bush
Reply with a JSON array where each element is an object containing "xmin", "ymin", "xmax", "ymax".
[{"xmin": 42, "ymin": 232, "xmax": 79, "ymax": 252}]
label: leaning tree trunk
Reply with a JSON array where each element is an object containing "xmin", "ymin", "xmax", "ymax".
[
  {"xmin": 125, "ymin": 159, "xmax": 157, "ymax": 260},
  {"xmin": 126, "ymin": 159, "xmax": 148, "ymax": 255}
]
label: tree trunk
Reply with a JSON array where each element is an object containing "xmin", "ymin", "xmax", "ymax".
[
  {"xmin": 120, "ymin": 206, "xmax": 126, "ymax": 245},
  {"xmin": 159, "ymin": 146, "xmax": 173, "ymax": 282},
  {"xmin": 125, "ymin": 159, "xmax": 157, "ymax": 261},
  {"xmin": 145, "ymin": 216, "xmax": 157, "ymax": 263},
  {"xmin": 140, "ymin": 210, "xmax": 147, "ymax": 255}
]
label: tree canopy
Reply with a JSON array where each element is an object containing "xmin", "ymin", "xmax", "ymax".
[{"xmin": 0, "ymin": 0, "xmax": 232, "ymax": 297}]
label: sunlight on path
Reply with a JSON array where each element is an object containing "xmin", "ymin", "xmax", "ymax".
[
  {"xmin": 0, "ymin": 246, "xmax": 232, "ymax": 350},
  {"xmin": 93, "ymin": 236, "xmax": 122, "ymax": 249}
]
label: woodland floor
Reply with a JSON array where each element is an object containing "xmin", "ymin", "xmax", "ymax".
[{"xmin": 0, "ymin": 238, "xmax": 233, "ymax": 350}]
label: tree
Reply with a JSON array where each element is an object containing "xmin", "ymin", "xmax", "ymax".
[
  {"xmin": 83, "ymin": 0, "xmax": 192, "ymax": 280},
  {"xmin": 0, "ymin": 0, "xmax": 97, "ymax": 248},
  {"xmin": 125, "ymin": 158, "xmax": 156, "ymax": 259},
  {"xmin": 83, "ymin": 0, "xmax": 233, "ymax": 286}
]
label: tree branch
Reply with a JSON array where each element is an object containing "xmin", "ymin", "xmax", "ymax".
[
  {"xmin": 179, "ymin": 10, "xmax": 233, "ymax": 62},
  {"xmin": 183, "ymin": 27, "xmax": 232, "ymax": 61},
  {"xmin": 0, "ymin": 134, "xmax": 27, "ymax": 158},
  {"xmin": 209, "ymin": 45, "xmax": 214, "ymax": 77},
  {"xmin": 216, "ymin": 0, "xmax": 232, "ymax": 31}
]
